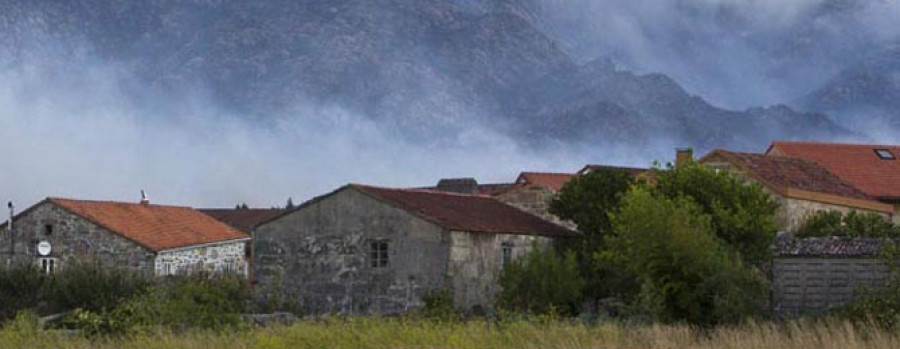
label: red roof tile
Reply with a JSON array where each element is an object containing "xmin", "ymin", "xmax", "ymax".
[
  {"xmin": 350, "ymin": 184, "xmax": 576, "ymax": 237},
  {"xmin": 767, "ymin": 141, "xmax": 900, "ymax": 200},
  {"xmin": 200, "ymin": 209, "xmax": 287, "ymax": 233},
  {"xmin": 515, "ymin": 172, "xmax": 575, "ymax": 192},
  {"xmin": 50, "ymin": 198, "xmax": 249, "ymax": 252},
  {"xmin": 701, "ymin": 150, "xmax": 873, "ymax": 200}
]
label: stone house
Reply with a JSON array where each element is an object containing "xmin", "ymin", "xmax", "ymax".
[
  {"xmin": 698, "ymin": 149, "xmax": 894, "ymax": 232},
  {"xmin": 0, "ymin": 197, "xmax": 250, "ymax": 276},
  {"xmin": 766, "ymin": 141, "xmax": 900, "ymax": 224},
  {"xmin": 773, "ymin": 234, "xmax": 891, "ymax": 317},
  {"xmin": 253, "ymin": 184, "xmax": 576, "ymax": 315}
]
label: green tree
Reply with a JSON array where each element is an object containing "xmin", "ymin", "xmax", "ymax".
[
  {"xmin": 651, "ymin": 163, "xmax": 779, "ymax": 267},
  {"xmin": 497, "ymin": 244, "xmax": 583, "ymax": 315},
  {"xmin": 549, "ymin": 168, "xmax": 634, "ymax": 302},
  {"xmin": 605, "ymin": 187, "xmax": 767, "ymax": 325}
]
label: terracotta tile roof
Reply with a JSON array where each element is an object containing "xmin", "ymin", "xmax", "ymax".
[
  {"xmin": 49, "ymin": 198, "xmax": 249, "ymax": 252},
  {"xmin": 704, "ymin": 150, "xmax": 873, "ymax": 200},
  {"xmin": 200, "ymin": 209, "xmax": 287, "ymax": 233},
  {"xmin": 350, "ymin": 184, "xmax": 577, "ymax": 237},
  {"xmin": 515, "ymin": 172, "xmax": 575, "ymax": 192},
  {"xmin": 767, "ymin": 141, "xmax": 900, "ymax": 200}
]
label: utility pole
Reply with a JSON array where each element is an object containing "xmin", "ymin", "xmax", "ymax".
[{"xmin": 7, "ymin": 201, "xmax": 13, "ymax": 264}]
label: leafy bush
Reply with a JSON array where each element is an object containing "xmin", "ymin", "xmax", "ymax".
[
  {"xmin": 651, "ymin": 163, "xmax": 779, "ymax": 267},
  {"xmin": 48, "ymin": 259, "xmax": 152, "ymax": 313},
  {"xmin": 0, "ymin": 262, "xmax": 49, "ymax": 321},
  {"xmin": 797, "ymin": 210, "xmax": 898, "ymax": 238},
  {"xmin": 606, "ymin": 187, "xmax": 767, "ymax": 325},
  {"xmin": 497, "ymin": 244, "xmax": 583, "ymax": 316},
  {"xmin": 419, "ymin": 289, "xmax": 459, "ymax": 322}
]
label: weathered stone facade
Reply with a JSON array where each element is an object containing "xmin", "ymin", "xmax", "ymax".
[
  {"xmin": 255, "ymin": 188, "xmax": 450, "ymax": 315},
  {"xmin": 448, "ymin": 231, "xmax": 551, "ymax": 310},
  {"xmin": 155, "ymin": 241, "xmax": 248, "ymax": 276},
  {"xmin": 254, "ymin": 187, "xmax": 567, "ymax": 315},
  {"xmin": 496, "ymin": 186, "xmax": 576, "ymax": 230},
  {"xmin": 0, "ymin": 202, "xmax": 153, "ymax": 273},
  {"xmin": 0, "ymin": 200, "xmax": 249, "ymax": 277}
]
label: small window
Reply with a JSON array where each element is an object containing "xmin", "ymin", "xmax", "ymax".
[
  {"xmin": 370, "ymin": 240, "xmax": 389, "ymax": 268},
  {"xmin": 38, "ymin": 258, "xmax": 56, "ymax": 274},
  {"xmin": 44, "ymin": 224, "xmax": 53, "ymax": 235},
  {"xmin": 875, "ymin": 149, "xmax": 895, "ymax": 160},
  {"xmin": 501, "ymin": 243, "xmax": 514, "ymax": 268}
]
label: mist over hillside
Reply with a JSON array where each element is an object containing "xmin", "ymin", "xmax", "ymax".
[{"xmin": 0, "ymin": 0, "xmax": 896, "ymax": 207}]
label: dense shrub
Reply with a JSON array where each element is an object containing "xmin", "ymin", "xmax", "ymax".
[
  {"xmin": 419, "ymin": 289, "xmax": 459, "ymax": 322},
  {"xmin": 62, "ymin": 271, "xmax": 250, "ymax": 335},
  {"xmin": 497, "ymin": 244, "xmax": 583, "ymax": 316},
  {"xmin": 0, "ymin": 262, "xmax": 49, "ymax": 321},
  {"xmin": 797, "ymin": 210, "xmax": 898, "ymax": 238},
  {"xmin": 605, "ymin": 187, "xmax": 767, "ymax": 325},
  {"xmin": 48, "ymin": 259, "xmax": 152, "ymax": 313},
  {"xmin": 651, "ymin": 163, "xmax": 779, "ymax": 267}
]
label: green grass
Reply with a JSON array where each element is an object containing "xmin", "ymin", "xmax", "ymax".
[{"xmin": 2, "ymin": 316, "xmax": 899, "ymax": 349}]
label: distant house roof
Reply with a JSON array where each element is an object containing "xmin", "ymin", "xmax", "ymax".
[
  {"xmin": 200, "ymin": 208, "xmax": 287, "ymax": 233},
  {"xmin": 699, "ymin": 149, "xmax": 893, "ymax": 213},
  {"xmin": 318, "ymin": 184, "xmax": 577, "ymax": 237},
  {"xmin": 774, "ymin": 234, "xmax": 885, "ymax": 257},
  {"xmin": 43, "ymin": 198, "xmax": 249, "ymax": 252},
  {"xmin": 767, "ymin": 141, "xmax": 900, "ymax": 200},
  {"xmin": 514, "ymin": 172, "xmax": 575, "ymax": 192}
]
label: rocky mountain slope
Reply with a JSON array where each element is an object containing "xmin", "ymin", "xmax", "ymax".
[{"xmin": 0, "ymin": 0, "xmax": 858, "ymax": 152}]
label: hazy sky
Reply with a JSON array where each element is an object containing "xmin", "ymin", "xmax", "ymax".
[{"xmin": 1, "ymin": 0, "xmax": 897, "ymax": 209}]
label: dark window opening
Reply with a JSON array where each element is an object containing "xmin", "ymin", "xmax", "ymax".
[
  {"xmin": 875, "ymin": 149, "xmax": 895, "ymax": 160},
  {"xmin": 44, "ymin": 224, "xmax": 53, "ymax": 235},
  {"xmin": 370, "ymin": 240, "xmax": 389, "ymax": 268},
  {"xmin": 501, "ymin": 243, "xmax": 514, "ymax": 268}
]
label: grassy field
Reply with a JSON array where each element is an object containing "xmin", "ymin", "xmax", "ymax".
[{"xmin": 2, "ymin": 317, "xmax": 898, "ymax": 349}]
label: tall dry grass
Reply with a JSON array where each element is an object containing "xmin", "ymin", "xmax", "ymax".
[{"xmin": 1, "ymin": 316, "xmax": 897, "ymax": 349}]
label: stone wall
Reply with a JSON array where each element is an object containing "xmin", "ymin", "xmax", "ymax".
[
  {"xmin": 495, "ymin": 186, "xmax": 576, "ymax": 230},
  {"xmin": 0, "ymin": 201, "xmax": 154, "ymax": 273},
  {"xmin": 155, "ymin": 241, "xmax": 248, "ymax": 276},
  {"xmin": 773, "ymin": 257, "xmax": 890, "ymax": 317},
  {"xmin": 777, "ymin": 196, "xmax": 890, "ymax": 232},
  {"xmin": 447, "ymin": 231, "xmax": 552, "ymax": 311},
  {"xmin": 254, "ymin": 188, "xmax": 450, "ymax": 316}
]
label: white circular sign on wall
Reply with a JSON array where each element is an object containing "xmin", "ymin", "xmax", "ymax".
[{"xmin": 37, "ymin": 241, "xmax": 52, "ymax": 256}]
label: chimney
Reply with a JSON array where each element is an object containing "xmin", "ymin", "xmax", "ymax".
[
  {"xmin": 140, "ymin": 190, "xmax": 150, "ymax": 206},
  {"xmin": 675, "ymin": 148, "xmax": 693, "ymax": 168},
  {"xmin": 435, "ymin": 178, "xmax": 479, "ymax": 194}
]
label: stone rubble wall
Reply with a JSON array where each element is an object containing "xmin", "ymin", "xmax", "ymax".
[
  {"xmin": 495, "ymin": 186, "xmax": 577, "ymax": 230},
  {"xmin": 253, "ymin": 188, "xmax": 450, "ymax": 316},
  {"xmin": 0, "ymin": 201, "xmax": 153, "ymax": 273},
  {"xmin": 155, "ymin": 241, "xmax": 248, "ymax": 276}
]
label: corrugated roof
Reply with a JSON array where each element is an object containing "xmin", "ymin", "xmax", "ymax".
[
  {"xmin": 200, "ymin": 208, "xmax": 287, "ymax": 233},
  {"xmin": 50, "ymin": 198, "xmax": 249, "ymax": 252},
  {"xmin": 767, "ymin": 141, "xmax": 900, "ymax": 200},
  {"xmin": 351, "ymin": 184, "xmax": 577, "ymax": 237}
]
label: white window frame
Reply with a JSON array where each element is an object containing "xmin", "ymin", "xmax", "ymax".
[
  {"xmin": 38, "ymin": 257, "xmax": 57, "ymax": 274},
  {"xmin": 500, "ymin": 242, "xmax": 514, "ymax": 268}
]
